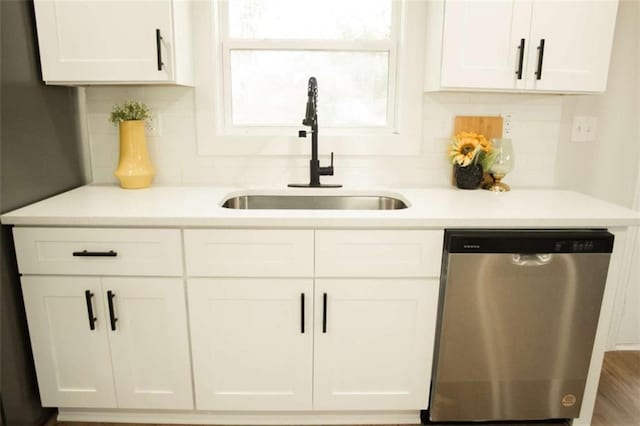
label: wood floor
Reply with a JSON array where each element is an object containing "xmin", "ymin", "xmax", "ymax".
[
  {"xmin": 592, "ymin": 351, "xmax": 640, "ymax": 426},
  {"xmin": 54, "ymin": 351, "xmax": 640, "ymax": 426}
]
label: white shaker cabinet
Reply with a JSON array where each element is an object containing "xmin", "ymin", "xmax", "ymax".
[
  {"xmin": 33, "ymin": 0, "xmax": 193, "ymax": 85},
  {"xmin": 426, "ymin": 0, "xmax": 618, "ymax": 93},
  {"xmin": 101, "ymin": 277, "xmax": 193, "ymax": 410},
  {"xmin": 185, "ymin": 229, "xmax": 314, "ymax": 410},
  {"xmin": 184, "ymin": 229, "xmax": 443, "ymax": 412},
  {"xmin": 16, "ymin": 227, "xmax": 193, "ymax": 410},
  {"xmin": 524, "ymin": 1, "xmax": 618, "ymax": 92},
  {"xmin": 22, "ymin": 276, "xmax": 193, "ymax": 410},
  {"xmin": 437, "ymin": 0, "xmax": 532, "ymax": 90},
  {"xmin": 313, "ymin": 279, "xmax": 439, "ymax": 410},
  {"xmin": 313, "ymin": 230, "xmax": 443, "ymax": 410},
  {"xmin": 21, "ymin": 277, "xmax": 116, "ymax": 408},
  {"xmin": 188, "ymin": 278, "xmax": 314, "ymax": 411}
]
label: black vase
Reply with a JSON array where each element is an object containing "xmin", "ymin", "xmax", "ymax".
[{"xmin": 454, "ymin": 164, "xmax": 483, "ymax": 189}]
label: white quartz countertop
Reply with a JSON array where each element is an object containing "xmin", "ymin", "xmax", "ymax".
[{"xmin": 2, "ymin": 184, "xmax": 639, "ymax": 228}]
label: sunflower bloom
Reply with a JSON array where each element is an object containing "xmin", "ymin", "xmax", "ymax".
[
  {"xmin": 449, "ymin": 133, "xmax": 480, "ymax": 166},
  {"xmin": 448, "ymin": 132, "xmax": 497, "ymax": 167},
  {"xmin": 478, "ymin": 135, "xmax": 492, "ymax": 152}
]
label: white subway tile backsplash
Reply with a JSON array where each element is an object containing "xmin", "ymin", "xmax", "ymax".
[
  {"xmin": 84, "ymin": 87, "xmax": 563, "ymax": 188},
  {"xmin": 87, "ymin": 114, "xmax": 117, "ymax": 136}
]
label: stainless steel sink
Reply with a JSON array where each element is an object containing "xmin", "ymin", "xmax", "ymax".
[{"xmin": 221, "ymin": 195, "xmax": 408, "ymax": 210}]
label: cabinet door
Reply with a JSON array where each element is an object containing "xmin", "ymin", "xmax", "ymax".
[
  {"xmin": 102, "ymin": 278, "xmax": 193, "ymax": 409},
  {"xmin": 525, "ymin": 0, "xmax": 618, "ymax": 92},
  {"xmin": 21, "ymin": 276, "xmax": 116, "ymax": 408},
  {"xmin": 314, "ymin": 279, "xmax": 439, "ymax": 410},
  {"xmin": 188, "ymin": 278, "xmax": 313, "ymax": 410},
  {"xmin": 33, "ymin": 0, "xmax": 173, "ymax": 82},
  {"xmin": 440, "ymin": 0, "xmax": 533, "ymax": 89}
]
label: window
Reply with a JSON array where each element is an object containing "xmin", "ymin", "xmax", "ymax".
[
  {"xmin": 194, "ymin": 0, "xmax": 426, "ymax": 155},
  {"xmin": 224, "ymin": 0, "xmax": 395, "ymax": 129}
]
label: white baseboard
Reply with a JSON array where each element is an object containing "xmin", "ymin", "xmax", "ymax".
[
  {"xmin": 613, "ymin": 343, "xmax": 640, "ymax": 351},
  {"xmin": 57, "ymin": 408, "xmax": 421, "ymax": 425}
]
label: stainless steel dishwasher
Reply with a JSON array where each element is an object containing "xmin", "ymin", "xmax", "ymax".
[{"xmin": 429, "ymin": 229, "xmax": 614, "ymax": 422}]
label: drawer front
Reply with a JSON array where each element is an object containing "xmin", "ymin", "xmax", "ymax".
[
  {"xmin": 13, "ymin": 228, "xmax": 182, "ymax": 276},
  {"xmin": 184, "ymin": 230, "xmax": 314, "ymax": 277},
  {"xmin": 315, "ymin": 230, "xmax": 444, "ymax": 278}
]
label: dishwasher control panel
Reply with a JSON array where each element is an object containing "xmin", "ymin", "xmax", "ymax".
[{"xmin": 446, "ymin": 229, "xmax": 614, "ymax": 254}]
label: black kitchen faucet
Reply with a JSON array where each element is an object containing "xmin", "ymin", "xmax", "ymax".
[{"xmin": 289, "ymin": 77, "xmax": 341, "ymax": 188}]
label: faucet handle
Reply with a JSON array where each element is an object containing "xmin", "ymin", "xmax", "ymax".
[{"xmin": 298, "ymin": 130, "xmax": 307, "ymax": 138}]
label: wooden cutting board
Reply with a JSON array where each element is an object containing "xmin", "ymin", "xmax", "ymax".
[{"xmin": 453, "ymin": 116, "xmax": 503, "ymax": 139}]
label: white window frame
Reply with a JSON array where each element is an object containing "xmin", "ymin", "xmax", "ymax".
[{"xmin": 193, "ymin": 0, "xmax": 426, "ymax": 156}]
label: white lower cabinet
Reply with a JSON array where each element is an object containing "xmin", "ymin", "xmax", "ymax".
[
  {"xmin": 184, "ymin": 229, "xmax": 443, "ymax": 412},
  {"xmin": 18, "ymin": 227, "xmax": 443, "ymax": 419},
  {"xmin": 313, "ymin": 279, "xmax": 439, "ymax": 410},
  {"xmin": 102, "ymin": 278, "xmax": 193, "ymax": 409},
  {"xmin": 187, "ymin": 277, "xmax": 439, "ymax": 412},
  {"xmin": 22, "ymin": 277, "xmax": 116, "ymax": 408},
  {"xmin": 21, "ymin": 276, "xmax": 193, "ymax": 409},
  {"xmin": 188, "ymin": 278, "xmax": 313, "ymax": 410}
]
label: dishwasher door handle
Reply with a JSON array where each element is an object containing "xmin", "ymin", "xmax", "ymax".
[{"xmin": 511, "ymin": 253, "xmax": 553, "ymax": 266}]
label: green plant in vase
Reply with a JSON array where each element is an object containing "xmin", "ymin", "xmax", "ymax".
[
  {"xmin": 109, "ymin": 101, "xmax": 151, "ymax": 124},
  {"xmin": 448, "ymin": 132, "xmax": 496, "ymax": 189}
]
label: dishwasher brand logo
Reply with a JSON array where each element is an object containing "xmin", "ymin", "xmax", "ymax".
[{"xmin": 561, "ymin": 394, "xmax": 577, "ymax": 407}]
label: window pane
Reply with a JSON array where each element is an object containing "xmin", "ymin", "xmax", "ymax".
[
  {"xmin": 230, "ymin": 50, "xmax": 389, "ymax": 127},
  {"xmin": 228, "ymin": 0, "xmax": 392, "ymax": 40}
]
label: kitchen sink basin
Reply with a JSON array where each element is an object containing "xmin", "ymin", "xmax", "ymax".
[{"xmin": 221, "ymin": 195, "xmax": 408, "ymax": 210}]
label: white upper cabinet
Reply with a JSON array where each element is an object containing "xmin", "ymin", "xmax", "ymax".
[
  {"xmin": 33, "ymin": 0, "xmax": 193, "ymax": 85},
  {"xmin": 439, "ymin": 0, "xmax": 532, "ymax": 90},
  {"xmin": 425, "ymin": 0, "xmax": 618, "ymax": 93},
  {"xmin": 524, "ymin": 1, "xmax": 618, "ymax": 92}
]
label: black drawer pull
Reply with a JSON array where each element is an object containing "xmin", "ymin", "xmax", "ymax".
[
  {"xmin": 84, "ymin": 290, "xmax": 97, "ymax": 330},
  {"xmin": 107, "ymin": 290, "xmax": 117, "ymax": 331},
  {"xmin": 535, "ymin": 39, "xmax": 545, "ymax": 80},
  {"xmin": 516, "ymin": 38, "xmax": 525, "ymax": 80},
  {"xmin": 73, "ymin": 250, "xmax": 117, "ymax": 257},
  {"xmin": 300, "ymin": 293, "xmax": 305, "ymax": 334},
  {"xmin": 322, "ymin": 293, "xmax": 327, "ymax": 333},
  {"xmin": 156, "ymin": 29, "xmax": 164, "ymax": 71}
]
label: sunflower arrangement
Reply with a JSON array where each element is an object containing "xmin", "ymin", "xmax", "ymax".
[{"xmin": 449, "ymin": 132, "xmax": 496, "ymax": 170}]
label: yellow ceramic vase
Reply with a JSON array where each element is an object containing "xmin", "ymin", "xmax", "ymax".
[{"xmin": 114, "ymin": 120, "xmax": 155, "ymax": 189}]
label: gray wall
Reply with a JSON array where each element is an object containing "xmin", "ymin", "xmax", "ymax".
[{"xmin": 1, "ymin": 1, "xmax": 86, "ymax": 424}]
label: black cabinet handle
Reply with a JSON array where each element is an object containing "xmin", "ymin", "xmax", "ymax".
[
  {"xmin": 535, "ymin": 39, "xmax": 545, "ymax": 80},
  {"xmin": 73, "ymin": 250, "xmax": 117, "ymax": 257},
  {"xmin": 156, "ymin": 29, "xmax": 164, "ymax": 71},
  {"xmin": 84, "ymin": 290, "xmax": 97, "ymax": 330},
  {"xmin": 107, "ymin": 290, "xmax": 117, "ymax": 331},
  {"xmin": 300, "ymin": 293, "xmax": 305, "ymax": 334},
  {"xmin": 516, "ymin": 38, "xmax": 525, "ymax": 80},
  {"xmin": 322, "ymin": 293, "xmax": 327, "ymax": 333}
]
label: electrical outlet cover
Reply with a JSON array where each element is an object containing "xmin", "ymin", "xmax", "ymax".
[
  {"xmin": 146, "ymin": 113, "xmax": 162, "ymax": 137},
  {"xmin": 503, "ymin": 114, "xmax": 513, "ymax": 136}
]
